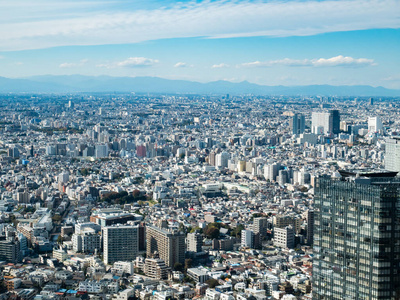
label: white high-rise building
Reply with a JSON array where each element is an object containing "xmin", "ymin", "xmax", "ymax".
[
  {"xmin": 241, "ymin": 230, "xmax": 254, "ymax": 248},
  {"xmin": 385, "ymin": 137, "xmax": 400, "ymax": 172},
  {"xmin": 215, "ymin": 151, "xmax": 230, "ymax": 169},
  {"xmin": 368, "ymin": 116, "xmax": 383, "ymax": 133},
  {"xmin": 264, "ymin": 163, "xmax": 280, "ymax": 181},
  {"xmin": 273, "ymin": 226, "xmax": 294, "ymax": 249},
  {"xmin": 58, "ymin": 172, "xmax": 69, "ymax": 184},
  {"xmin": 311, "ymin": 112, "xmax": 331, "ymax": 135},
  {"xmin": 103, "ymin": 224, "xmax": 138, "ymax": 265}
]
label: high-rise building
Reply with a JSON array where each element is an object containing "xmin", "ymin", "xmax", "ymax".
[
  {"xmin": 368, "ymin": 116, "xmax": 383, "ymax": 133},
  {"xmin": 290, "ymin": 113, "xmax": 306, "ymax": 135},
  {"xmin": 329, "ymin": 109, "xmax": 340, "ymax": 134},
  {"xmin": 273, "ymin": 226, "xmax": 294, "ymax": 249},
  {"xmin": 311, "ymin": 110, "xmax": 340, "ymax": 135},
  {"xmin": 253, "ymin": 217, "xmax": 268, "ymax": 239},
  {"xmin": 241, "ymin": 230, "xmax": 254, "ymax": 248},
  {"xmin": 72, "ymin": 227, "xmax": 101, "ymax": 253},
  {"xmin": 306, "ymin": 210, "xmax": 314, "ymax": 246},
  {"xmin": 102, "ymin": 224, "xmax": 138, "ymax": 265},
  {"xmin": 313, "ymin": 171, "xmax": 400, "ymax": 299},
  {"xmin": 146, "ymin": 225, "xmax": 185, "ymax": 268},
  {"xmin": 0, "ymin": 238, "xmax": 20, "ymax": 263},
  {"xmin": 385, "ymin": 137, "xmax": 400, "ymax": 172},
  {"xmin": 95, "ymin": 144, "xmax": 108, "ymax": 158},
  {"xmin": 187, "ymin": 232, "xmax": 202, "ymax": 253}
]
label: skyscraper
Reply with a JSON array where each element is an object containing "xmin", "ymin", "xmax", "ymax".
[
  {"xmin": 313, "ymin": 171, "xmax": 400, "ymax": 299},
  {"xmin": 329, "ymin": 109, "xmax": 340, "ymax": 134},
  {"xmin": 290, "ymin": 113, "xmax": 306, "ymax": 135},
  {"xmin": 368, "ymin": 117, "xmax": 383, "ymax": 133},
  {"xmin": 311, "ymin": 110, "xmax": 340, "ymax": 135},
  {"xmin": 146, "ymin": 225, "xmax": 185, "ymax": 268}
]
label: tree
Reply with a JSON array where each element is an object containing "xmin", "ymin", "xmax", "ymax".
[
  {"xmin": 205, "ymin": 278, "xmax": 219, "ymax": 288},
  {"xmin": 230, "ymin": 224, "xmax": 245, "ymax": 239},
  {"xmin": 184, "ymin": 258, "xmax": 193, "ymax": 271},
  {"xmin": 204, "ymin": 226, "xmax": 220, "ymax": 239},
  {"xmin": 174, "ymin": 262, "xmax": 183, "ymax": 272}
]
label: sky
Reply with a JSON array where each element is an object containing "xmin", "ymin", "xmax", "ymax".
[{"xmin": 1, "ymin": 0, "xmax": 400, "ymax": 88}]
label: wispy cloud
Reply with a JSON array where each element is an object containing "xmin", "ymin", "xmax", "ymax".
[
  {"xmin": 212, "ymin": 63, "xmax": 230, "ymax": 68},
  {"xmin": 59, "ymin": 59, "xmax": 88, "ymax": 68},
  {"xmin": 0, "ymin": 0, "xmax": 399, "ymax": 51},
  {"xmin": 240, "ymin": 55, "xmax": 376, "ymax": 68},
  {"xmin": 174, "ymin": 62, "xmax": 192, "ymax": 68},
  {"xmin": 97, "ymin": 57, "xmax": 158, "ymax": 68}
]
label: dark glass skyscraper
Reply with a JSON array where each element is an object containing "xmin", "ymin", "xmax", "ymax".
[
  {"xmin": 313, "ymin": 171, "xmax": 400, "ymax": 299},
  {"xmin": 329, "ymin": 109, "xmax": 340, "ymax": 134}
]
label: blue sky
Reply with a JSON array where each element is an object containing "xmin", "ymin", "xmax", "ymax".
[{"xmin": 1, "ymin": 0, "xmax": 400, "ymax": 88}]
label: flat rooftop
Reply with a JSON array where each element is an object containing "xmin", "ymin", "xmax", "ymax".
[{"xmin": 339, "ymin": 169, "xmax": 398, "ymax": 178}]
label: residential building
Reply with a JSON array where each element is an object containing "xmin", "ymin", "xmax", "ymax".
[
  {"xmin": 103, "ymin": 224, "xmax": 139, "ymax": 265},
  {"xmin": 146, "ymin": 225, "xmax": 185, "ymax": 268}
]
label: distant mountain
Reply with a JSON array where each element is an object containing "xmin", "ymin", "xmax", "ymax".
[{"xmin": 0, "ymin": 75, "xmax": 398, "ymax": 96}]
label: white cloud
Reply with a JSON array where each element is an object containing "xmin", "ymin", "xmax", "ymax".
[
  {"xmin": 174, "ymin": 62, "xmax": 189, "ymax": 68},
  {"xmin": 0, "ymin": 0, "xmax": 399, "ymax": 51},
  {"xmin": 240, "ymin": 55, "xmax": 376, "ymax": 68},
  {"xmin": 59, "ymin": 59, "xmax": 88, "ymax": 68},
  {"xmin": 312, "ymin": 55, "xmax": 375, "ymax": 67},
  {"xmin": 212, "ymin": 63, "xmax": 230, "ymax": 68},
  {"xmin": 97, "ymin": 57, "xmax": 158, "ymax": 68}
]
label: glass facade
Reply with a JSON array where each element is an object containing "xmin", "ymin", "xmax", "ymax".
[{"xmin": 313, "ymin": 176, "xmax": 400, "ymax": 299}]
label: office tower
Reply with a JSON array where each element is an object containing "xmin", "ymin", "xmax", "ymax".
[
  {"xmin": 215, "ymin": 151, "xmax": 230, "ymax": 169},
  {"xmin": 385, "ymin": 137, "xmax": 400, "ymax": 172},
  {"xmin": 146, "ymin": 225, "xmax": 185, "ymax": 268},
  {"xmin": 241, "ymin": 230, "xmax": 254, "ymax": 248},
  {"xmin": 306, "ymin": 210, "xmax": 314, "ymax": 246},
  {"xmin": 313, "ymin": 171, "xmax": 400, "ymax": 299},
  {"xmin": 264, "ymin": 163, "xmax": 281, "ymax": 182},
  {"xmin": 329, "ymin": 109, "xmax": 340, "ymax": 134},
  {"xmin": 368, "ymin": 116, "xmax": 383, "ymax": 133},
  {"xmin": 273, "ymin": 226, "xmax": 294, "ymax": 249},
  {"xmin": 290, "ymin": 113, "xmax": 306, "ymax": 135},
  {"xmin": 312, "ymin": 112, "xmax": 330, "ymax": 135},
  {"xmin": 312, "ymin": 110, "xmax": 340, "ymax": 135},
  {"xmin": 95, "ymin": 144, "xmax": 108, "ymax": 158},
  {"xmin": 369, "ymin": 97, "xmax": 374, "ymax": 105},
  {"xmin": 187, "ymin": 232, "xmax": 202, "ymax": 253},
  {"xmin": 102, "ymin": 224, "xmax": 138, "ymax": 265}
]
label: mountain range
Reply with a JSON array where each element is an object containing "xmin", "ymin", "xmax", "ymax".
[{"xmin": 0, "ymin": 75, "xmax": 398, "ymax": 96}]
